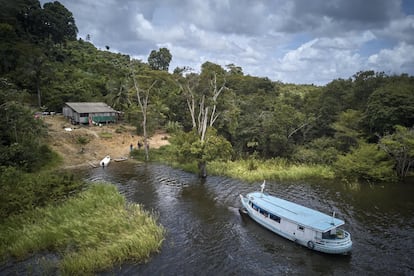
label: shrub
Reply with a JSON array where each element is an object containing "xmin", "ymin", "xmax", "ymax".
[{"xmin": 334, "ymin": 142, "xmax": 397, "ymax": 183}]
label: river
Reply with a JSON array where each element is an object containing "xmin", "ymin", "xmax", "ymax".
[{"xmin": 78, "ymin": 161, "xmax": 414, "ymax": 275}]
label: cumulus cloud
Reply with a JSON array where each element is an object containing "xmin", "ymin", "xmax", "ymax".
[{"xmin": 39, "ymin": 0, "xmax": 414, "ymax": 84}]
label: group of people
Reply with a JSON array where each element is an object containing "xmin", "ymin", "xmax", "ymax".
[{"xmin": 130, "ymin": 141, "xmax": 144, "ymax": 151}]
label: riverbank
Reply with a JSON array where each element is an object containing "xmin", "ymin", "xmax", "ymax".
[
  {"xmin": 0, "ymin": 184, "xmax": 165, "ymax": 275},
  {"xmin": 0, "ymin": 116, "xmax": 168, "ymax": 274},
  {"xmin": 43, "ymin": 115, "xmax": 169, "ymax": 168}
]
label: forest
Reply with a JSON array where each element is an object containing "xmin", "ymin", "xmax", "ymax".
[{"xmin": 1, "ymin": 0, "xmax": 414, "ymax": 188}]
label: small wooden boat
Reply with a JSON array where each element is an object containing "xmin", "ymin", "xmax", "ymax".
[
  {"xmin": 240, "ymin": 181, "xmax": 352, "ymax": 254},
  {"xmin": 113, "ymin": 156, "xmax": 128, "ymax": 162},
  {"xmin": 100, "ymin": 155, "xmax": 111, "ymax": 167}
]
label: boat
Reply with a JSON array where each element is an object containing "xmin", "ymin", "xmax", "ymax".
[
  {"xmin": 100, "ymin": 155, "xmax": 111, "ymax": 167},
  {"xmin": 113, "ymin": 156, "xmax": 128, "ymax": 162},
  {"xmin": 239, "ymin": 181, "xmax": 352, "ymax": 254}
]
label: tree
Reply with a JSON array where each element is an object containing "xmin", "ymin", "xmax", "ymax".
[
  {"xmin": 365, "ymin": 78, "xmax": 414, "ymax": 135},
  {"xmin": 42, "ymin": 1, "xmax": 78, "ymax": 43},
  {"xmin": 130, "ymin": 63, "xmax": 158, "ymax": 161},
  {"xmin": 147, "ymin": 47, "xmax": 172, "ymax": 71},
  {"xmin": 169, "ymin": 128, "xmax": 232, "ymax": 176},
  {"xmin": 334, "ymin": 142, "xmax": 396, "ymax": 183},
  {"xmin": 0, "ymin": 79, "xmax": 52, "ymax": 172},
  {"xmin": 331, "ymin": 109, "xmax": 363, "ymax": 152},
  {"xmin": 173, "ymin": 63, "xmax": 230, "ymax": 177},
  {"xmin": 378, "ymin": 125, "xmax": 414, "ymax": 179}
]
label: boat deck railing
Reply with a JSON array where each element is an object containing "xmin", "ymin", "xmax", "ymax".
[{"xmin": 317, "ymin": 229, "xmax": 351, "ymax": 245}]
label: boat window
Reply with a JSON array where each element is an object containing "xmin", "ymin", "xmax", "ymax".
[
  {"xmin": 260, "ymin": 209, "xmax": 268, "ymax": 217},
  {"xmin": 298, "ymin": 225, "xmax": 304, "ymax": 231},
  {"xmin": 269, "ymin": 213, "xmax": 281, "ymax": 223}
]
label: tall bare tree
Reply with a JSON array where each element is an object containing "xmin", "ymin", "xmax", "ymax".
[
  {"xmin": 130, "ymin": 65, "xmax": 157, "ymax": 161},
  {"xmin": 176, "ymin": 69, "xmax": 227, "ymax": 177}
]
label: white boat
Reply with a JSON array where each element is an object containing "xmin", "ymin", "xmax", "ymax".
[
  {"xmin": 100, "ymin": 155, "xmax": 111, "ymax": 167},
  {"xmin": 240, "ymin": 181, "xmax": 352, "ymax": 254},
  {"xmin": 113, "ymin": 156, "xmax": 128, "ymax": 162}
]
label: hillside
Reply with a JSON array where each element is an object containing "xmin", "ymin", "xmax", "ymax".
[{"xmin": 44, "ymin": 115, "xmax": 169, "ymax": 168}]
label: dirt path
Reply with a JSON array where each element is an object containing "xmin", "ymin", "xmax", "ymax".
[{"xmin": 44, "ymin": 115, "xmax": 169, "ymax": 168}]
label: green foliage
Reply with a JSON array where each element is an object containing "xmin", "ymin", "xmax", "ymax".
[
  {"xmin": 0, "ymin": 183, "xmax": 165, "ymax": 274},
  {"xmin": 147, "ymin": 47, "xmax": 172, "ymax": 71},
  {"xmin": 166, "ymin": 121, "xmax": 183, "ymax": 134},
  {"xmin": 209, "ymin": 158, "xmax": 334, "ymax": 182},
  {"xmin": 334, "ymin": 142, "xmax": 396, "ymax": 183},
  {"xmin": 99, "ymin": 132, "xmax": 113, "ymax": 139},
  {"xmin": 0, "ymin": 88, "xmax": 54, "ymax": 171},
  {"xmin": 41, "ymin": 1, "xmax": 78, "ymax": 43},
  {"xmin": 169, "ymin": 128, "xmax": 233, "ymax": 164},
  {"xmin": 1, "ymin": 0, "xmax": 414, "ymax": 182},
  {"xmin": 365, "ymin": 77, "xmax": 414, "ymax": 135},
  {"xmin": 292, "ymin": 137, "xmax": 339, "ymax": 164},
  {"xmin": 332, "ymin": 109, "xmax": 363, "ymax": 151},
  {"xmin": 76, "ymin": 136, "xmax": 89, "ymax": 145},
  {"xmin": 0, "ymin": 167, "xmax": 84, "ymax": 219},
  {"xmin": 379, "ymin": 125, "xmax": 414, "ymax": 179}
]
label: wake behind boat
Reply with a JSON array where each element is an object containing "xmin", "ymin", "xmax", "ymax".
[{"xmin": 240, "ymin": 181, "xmax": 352, "ymax": 254}]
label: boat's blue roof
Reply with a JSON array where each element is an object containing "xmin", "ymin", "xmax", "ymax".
[{"xmin": 247, "ymin": 192, "xmax": 344, "ymax": 232}]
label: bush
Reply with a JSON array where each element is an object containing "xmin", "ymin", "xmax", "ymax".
[
  {"xmin": 292, "ymin": 137, "xmax": 339, "ymax": 165},
  {"xmin": 0, "ymin": 167, "xmax": 84, "ymax": 220},
  {"xmin": 333, "ymin": 142, "xmax": 397, "ymax": 183},
  {"xmin": 76, "ymin": 136, "xmax": 90, "ymax": 145}
]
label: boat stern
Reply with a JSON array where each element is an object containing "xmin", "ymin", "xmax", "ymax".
[{"xmin": 315, "ymin": 229, "xmax": 353, "ymax": 254}]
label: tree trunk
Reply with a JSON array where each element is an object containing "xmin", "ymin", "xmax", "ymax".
[{"xmin": 198, "ymin": 161, "xmax": 207, "ymax": 178}]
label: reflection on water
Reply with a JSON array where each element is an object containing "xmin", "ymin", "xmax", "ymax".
[
  {"xmin": 5, "ymin": 162, "xmax": 412, "ymax": 275},
  {"xmin": 81, "ymin": 162, "xmax": 414, "ymax": 275}
]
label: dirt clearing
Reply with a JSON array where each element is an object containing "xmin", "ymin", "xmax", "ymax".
[{"xmin": 43, "ymin": 115, "xmax": 169, "ymax": 168}]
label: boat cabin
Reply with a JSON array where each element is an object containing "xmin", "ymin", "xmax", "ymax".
[{"xmin": 241, "ymin": 191, "xmax": 352, "ymax": 254}]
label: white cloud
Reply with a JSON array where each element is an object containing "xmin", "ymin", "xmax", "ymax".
[
  {"xmin": 39, "ymin": 0, "xmax": 414, "ymax": 84},
  {"xmin": 368, "ymin": 42, "xmax": 414, "ymax": 74}
]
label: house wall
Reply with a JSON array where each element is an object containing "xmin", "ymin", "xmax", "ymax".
[
  {"xmin": 62, "ymin": 105, "xmax": 117, "ymax": 124},
  {"xmin": 89, "ymin": 112, "xmax": 117, "ymax": 123}
]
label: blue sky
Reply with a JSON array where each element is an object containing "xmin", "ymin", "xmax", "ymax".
[{"xmin": 40, "ymin": 0, "xmax": 414, "ymax": 85}]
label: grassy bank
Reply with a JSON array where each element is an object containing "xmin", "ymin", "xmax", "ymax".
[
  {"xmin": 136, "ymin": 147, "xmax": 335, "ymax": 182},
  {"xmin": 208, "ymin": 159, "xmax": 334, "ymax": 182},
  {"xmin": 209, "ymin": 158, "xmax": 335, "ymax": 182},
  {"xmin": 0, "ymin": 183, "xmax": 165, "ymax": 275}
]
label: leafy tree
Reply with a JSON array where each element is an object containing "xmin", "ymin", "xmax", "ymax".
[
  {"xmin": 313, "ymin": 78, "xmax": 353, "ymax": 137},
  {"xmin": 293, "ymin": 137, "xmax": 339, "ymax": 165},
  {"xmin": 378, "ymin": 125, "xmax": 414, "ymax": 179},
  {"xmin": 0, "ymin": 79, "xmax": 52, "ymax": 172},
  {"xmin": 365, "ymin": 78, "xmax": 414, "ymax": 135},
  {"xmin": 147, "ymin": 47, "xmax": 172, "ymax": 71},
  {"xmin": 169, "ymin": 128, "xmax": 232, "ymax": 177},
  {"xmin": 41, "ymin": 1, "xmax": 78, "ymax": 43},
  {"xmin": 334, "ymin": 142, "xmax": 396, "ymax": 183},
  {"xmin": 172, "ymin": 62, "xmax": 230, "ymax": 177},
  {"xmin": 331, "ymin": 109, "xmax": 363, "ymax": 152}
]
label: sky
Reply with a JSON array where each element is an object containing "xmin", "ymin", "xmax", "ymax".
[{"xmin": 40, "ymin": 0, "xmax": 414, "ymax": 85}]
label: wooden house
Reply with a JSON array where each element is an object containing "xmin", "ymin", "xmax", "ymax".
[{"xmin": 63, "ymin": 102, "xmax": 118, "ymax": 125}]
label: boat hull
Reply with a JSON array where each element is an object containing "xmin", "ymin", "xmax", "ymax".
[
  {"xmin": 100, "ymin": 155, "xmax": 111, "ymax": 167},
  {"xmin": 240, "ymin": 194, "xmax": 352, "ymax": 255}
]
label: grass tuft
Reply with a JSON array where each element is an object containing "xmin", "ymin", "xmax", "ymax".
[
  {"xmin": 208, "ymin": 158, "xmax": 334, "ymax": 182},
  {"xmin": 0, "ymin": 183, "xmax": 165, "ymax": 275}
]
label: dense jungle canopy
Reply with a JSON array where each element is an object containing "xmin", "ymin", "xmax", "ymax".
[{"xmin": 1, "ymin": 0, "xmax": 414, "ymax": 183}]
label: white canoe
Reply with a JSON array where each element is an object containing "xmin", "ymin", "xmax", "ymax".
[{"xmin": 100, "ymin": 155, "xmax": 111, "ymax": 167}]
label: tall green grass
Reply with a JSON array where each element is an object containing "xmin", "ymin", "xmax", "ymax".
[
  {"xmin": 208, "ymin": 158, "xmax": 335, "ymax": 182},
  {"xmin": 0, "ymin": 183, "xmax": 165, "ymax": 275}
]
